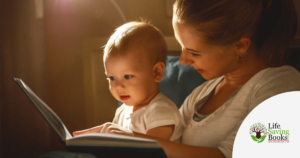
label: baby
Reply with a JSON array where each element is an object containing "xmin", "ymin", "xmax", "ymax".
[{"xmin": 74, "ymin": 21, "xmax": 184, "ymax": 141}]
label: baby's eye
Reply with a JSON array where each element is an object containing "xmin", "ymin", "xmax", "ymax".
[
  {"xmin": 107, "ymin": 76, "xmax": 115, "ymax": 81},
  {"xmin": 124, "ymin": 75, "xmax": 133, "ymax": 79}
]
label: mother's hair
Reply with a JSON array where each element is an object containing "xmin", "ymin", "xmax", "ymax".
[{"xmin": 173, "ymin": 0, "xmax": 298, "ymax": 67}]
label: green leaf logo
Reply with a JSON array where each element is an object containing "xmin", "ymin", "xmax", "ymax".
[
  {"xmin": 258, "ymin": 135, "xmax": 266, "ymax": 143},
  {"xmin": 250, "ymin": 123, "xmax": 267, "ymax": 143},
  {"xmin": 251, "ymin": 135, "xmax": 258, "ymax": 141}
]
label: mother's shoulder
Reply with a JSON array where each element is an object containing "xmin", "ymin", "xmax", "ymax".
[
  {"xmin": 240, "ymin": 65, "xmax": 300, "ymax": 98},
  {"xmin": 250, "ymin": 65, "xmax": 300, "ymax": 84}
]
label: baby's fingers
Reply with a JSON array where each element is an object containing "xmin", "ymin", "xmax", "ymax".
[
  {"xmin": 110, "ymin": 130, "xmax": 122, "ymax": 134},
  {"xmin": 73, "ymin": 123, "xmax": 111, "ymax": 136},
  {"xmin": 111, "ymin": 130, "xmax": 133, "ymax": 136},
  {"xmin": 73, "ymin": 127, "xmax": 101, "ymax": 136},
  {"xmin": 110, "ymin": 130, "xmax": 124, "ymax": 134},
  {"xmin": 100, "ymin": 123, "xmax": 113, "ymax": 133}
]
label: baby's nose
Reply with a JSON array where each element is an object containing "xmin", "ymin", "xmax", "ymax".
[{"xmin": 115, "ymin": 80, "xmax": 125, "ymax": 89}]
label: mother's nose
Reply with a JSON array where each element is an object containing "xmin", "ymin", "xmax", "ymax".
[{"xmin": 179, "ymin": 50, "xmax": 193, "ymax": 65}]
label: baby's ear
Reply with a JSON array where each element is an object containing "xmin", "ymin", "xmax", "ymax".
[{"xmin": 153, "ymin": 62, "xmax": 165, "ymax": 83}]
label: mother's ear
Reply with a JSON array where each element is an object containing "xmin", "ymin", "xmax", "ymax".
[
  {"xmin": 235, "ymin": 38, "xmax": 251, "ymax": 57},
  {"xmin": 153, "ymin": 61, "xmax": 165, "ymax": 83}
]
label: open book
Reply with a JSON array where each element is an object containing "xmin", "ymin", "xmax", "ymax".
[{"xmin": 13, "ymin": 77, "xmax": 166, "ymax": 158}]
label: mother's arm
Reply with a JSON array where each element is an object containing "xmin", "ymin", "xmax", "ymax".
[
  {"xmin": 74, "ymin": 124, "xmax": 225, "ymax": 158},
  {"xmin": 151, "ymin": 83, "xmax": 225, "ymax": 157},
  {"xmin": 133, "ymin": 132, "xmax": 225, "ymax": 158}
]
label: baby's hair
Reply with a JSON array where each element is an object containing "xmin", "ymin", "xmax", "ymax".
[{"xmin": 103, "ymin": 21, "xmax": 167, "ymax": 65}]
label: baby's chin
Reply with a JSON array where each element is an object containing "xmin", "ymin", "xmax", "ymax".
[
  {"xmin": 117, "ymin": 96, "xmax": 152, "ymax": 107},
  {"xmin": 122, "ymin": 102, "xmax": 137, "ymax": 106},
  {"xmin": 122, "ymin": 101, "xmax": 147, "ymax": 107},
  {"xmin": 118, "ymin": 100, "xmax": 133, "ymax": 106}
]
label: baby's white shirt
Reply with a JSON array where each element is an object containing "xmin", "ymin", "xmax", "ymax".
[{"xmin": 112, "ymin": 92, "xmax": 185, "ymax": 142}]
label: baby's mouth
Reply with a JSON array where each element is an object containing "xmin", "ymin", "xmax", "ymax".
[{"xmin": 120, "ymin": 95, "xmax": 130, "ymax": 101}]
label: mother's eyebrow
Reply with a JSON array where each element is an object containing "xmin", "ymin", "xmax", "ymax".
[{"xmin": 186, "ymin": 48, "xmax": 199, "ymax": 52}]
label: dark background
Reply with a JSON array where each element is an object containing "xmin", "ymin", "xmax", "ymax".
[{"xmin": 1, "ymin": 0, "xmax": 299, "ymax": 157}]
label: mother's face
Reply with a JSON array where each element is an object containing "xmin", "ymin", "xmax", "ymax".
[{"xmin": 172, "ymin": 20, "xmax": 240, "ymax": 80}]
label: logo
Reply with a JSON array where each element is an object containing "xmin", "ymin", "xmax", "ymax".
[
  {"xmin": 268, "ymin": 122, "xmax": 289, "ymax": 143},
  {"xmin": 249, "ymin": 123, "xmax": 267, "ymax": 143},
  {"xmin": 249, "ymin": 122, "xmax": 290, "ymax": 143}
]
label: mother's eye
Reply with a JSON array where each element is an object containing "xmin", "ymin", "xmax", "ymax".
[
  {"xmin": 191, "ymin": 52, "xmax": 200, "ymax": 57},
  {"xmin": 185, "ymin": 48, "xmax": 200, "ymax": 57},
  {"xmin": 188, "ymin": 51, "xmax": 200, "ymax": 57},
  {"xmin": 124, "ymin": 75, "xmax": 133, "ymax": 79}
]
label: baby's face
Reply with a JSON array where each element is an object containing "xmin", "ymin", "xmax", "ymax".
[{"xmin": 104, "ymin": 52, "xmax": 158, "ymax": 107}]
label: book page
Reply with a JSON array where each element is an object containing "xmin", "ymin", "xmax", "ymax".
[{"xmin": 67, "ymin": 133, "xmax": 161, "ymax": 148}]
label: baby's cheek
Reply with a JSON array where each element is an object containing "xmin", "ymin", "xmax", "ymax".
[
  {"xmin": 108, "ymin": 85, "xmax": 115, "ymax": 95},
  {"xmin": 110, "ymin": 90, "xmax": 119, "ymax": 101}
]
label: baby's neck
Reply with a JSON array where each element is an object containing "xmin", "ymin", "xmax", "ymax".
[{"xmin": 132, "ymin": 89, "xmax": 160, "ymax": 112}]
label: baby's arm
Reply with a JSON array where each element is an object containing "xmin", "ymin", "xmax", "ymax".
[
  {"xmin": 100, "ymin": 123, "xmax": 175, "ymax": 140},
  {"xmin": 146, "ymin": 125, "xmax": 174, "ymax": 140},
  {"xmin": 141, "ymin": 99, "xmax": 182, "ymax": 140}
]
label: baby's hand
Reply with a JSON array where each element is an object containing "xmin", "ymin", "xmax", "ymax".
[
  {"xmin": 107, "ymin": 124, "xmax": 133, "ymax": 136},
  {"xmin": 73, "ymin": 122, "xmax": 113, "ymax": 136}
]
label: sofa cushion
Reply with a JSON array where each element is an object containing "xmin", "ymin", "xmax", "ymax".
[{"xmin": 159, "ymin": 56, "xmax": 206, "ymax": 108}]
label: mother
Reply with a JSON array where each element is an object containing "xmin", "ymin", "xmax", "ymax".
[
  {"xmin": 78, "ymin": 0, "xmax": 300, "ymax": 157},
  {"xmin": 159, "ymin": 0, "xmax": 300, "ymax": 157}
]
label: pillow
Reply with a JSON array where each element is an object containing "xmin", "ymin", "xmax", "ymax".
[{"xmin": 159, "ymin": 56, "xmax": 206, "ymax": 108}]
